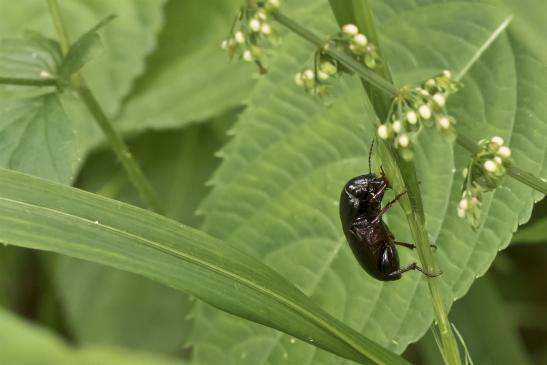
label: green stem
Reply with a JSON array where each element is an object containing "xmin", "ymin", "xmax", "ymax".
[
  {"xmin": 76, "ymin": 85, "xmax": 163, "ymax": 213},
  {"xmin": 0, "ymin": 77, "xmax": 57, "ymax": 87},
  {"xmin": 46, "ymin": 0, "xmax": 163, "ymax": 213},
  {"xmin": 275, "ymin": 7, "xmax": 462, "ymax": 365},
  {"xmin": 46, "ymin": 0, "xmax": 70, "ymax": 54}
]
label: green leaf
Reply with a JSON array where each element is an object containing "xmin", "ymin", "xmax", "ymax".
[
  {"xmin": 58, "ymin": 15, "xmax": 117, "ymax": 82},
  {"xmin": 513, "ymin": 217, "xmax": 547, "ymax": 244},
  {"xmin": 0, "ymin": 168, "xmax": 409, "ymax": 365},
  {"xmin": 53, "ymin": 118, "xmax": 234, "ymax": 353},
  {"xmin": 0, "ymin": 32, "xmax": 61, "ymax": 81},
  {"xmin": 190, "ymin": 0, "xmax": 547, "ymax": 362},
  {"xmin": 0, "ymin": 307, "xmax": 187, "ymax": 365},
  {"xmin": 0, "ymin": 93, "xmax": 78, "ymax": 184},
  {"xmin": 0, "ymin": 0, "xmax": 167, "ymax": 115},
  {"xmin": 115, "ymin": 0, "xmax": 255, "ymax": 133}
]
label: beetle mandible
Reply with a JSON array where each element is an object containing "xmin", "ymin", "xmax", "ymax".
[{"xmin": 339, "ymin": 141, "xmax": 440, "ymax": 281}]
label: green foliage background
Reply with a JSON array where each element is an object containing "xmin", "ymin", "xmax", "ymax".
[{"xmin": 0, "ymin": 0, "xmax": 546, "ymax": 364}]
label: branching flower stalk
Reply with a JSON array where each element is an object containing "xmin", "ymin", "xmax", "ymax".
[{"xmin": 44, "ymin": 0, "xmax": 163, "ymax": 214}]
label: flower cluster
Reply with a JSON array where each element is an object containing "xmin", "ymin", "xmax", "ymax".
[
  {"xmin": 221, "ymin": 0, "xmax": 281, "ymax": 73},
  {"xmin": 458, "ymin": 136, "xmax": 512, "ymax": 228},
  {"xmin": 376, "ymin": 70, "xmax": 459, "ymax": 160},
  {"xmin": 294, "ymin": 58, "xmax": 338, "ymax": 97},
  {"xmin": 294, "ymin": 23, "xmax": 379, "ymax": 97},
  {"xmin": 339, "ymin": 23, "xmax": 380, "ymax": 68}
]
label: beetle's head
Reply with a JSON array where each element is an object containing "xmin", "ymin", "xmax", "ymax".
[{"xmin": 344, "ymin": 174, "xmax": 387, "ymax": 205}]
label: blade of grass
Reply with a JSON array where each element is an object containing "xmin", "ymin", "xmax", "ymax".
[{"xmin": 0, "ymin": 168, "xmax": 409, "ymax": 365}]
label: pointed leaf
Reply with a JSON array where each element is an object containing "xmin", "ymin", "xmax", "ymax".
[
  {"xmin": 0, "ymin": 93, "xmax": 78, "ymax": 184},
  {"xmin": 58, "ymin": 15, "xmax": 116, "ymax": 81}
]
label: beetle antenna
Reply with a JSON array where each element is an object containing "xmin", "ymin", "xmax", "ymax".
[{"xmin": 368, "ymin": 138, "xmax": 375, "ymax": 173}]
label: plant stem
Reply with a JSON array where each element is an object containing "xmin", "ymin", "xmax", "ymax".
[
  {"xmin": 76, "ymin": 84, "xmax": 163, "ymax": 213},
  {"xmin": 45, "ymin": 0, "xmax": 163, "ymax": 213},
  {"xmin": 0, "ymin": 77, "xmax": 57, "ymax": 87},
  {"xmin": 275, "ymin": 7, "xmax": 462, "ymax": 365},
  {"xmin": 46, "ymin": 0, "xmax": 70, "ymax": 54}
]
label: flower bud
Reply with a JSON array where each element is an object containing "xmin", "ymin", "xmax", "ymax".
[
  {"xmin": 484, "ymin": 159, "xmax": 498, "ymax": 173},
  {"xmin": 243, "ymin": 50, "xmax": 255, "ymax": 62},
  {"xmin": 491, "ymin": 136, "xmax": 504, "ymax": 147},
  {"xmin": 438, "ymin": 116, "xmax": 450, "ymax": 130},
  {"xmin": 377, "ymin": 124, "xmax": 390, "ymax": 140},
  {"xmin": 342, "ymin": 24, "xmax": 359, "ymax": 36},
  {"xmin": 249, "ymin": 19, "xmax": 261, "ymax": 32},
  {"xmin": 432, "ymin": 93, "xmax": 446, "ymax": 108},
  {"xmin": 497, "ymin": 146, "xmax": 511, "ymax": 159},
  {"xmin": 260, "ymin": 23, "xmax": 272, "ymax": 35},
  {"xmin": 406, "ymin": 110, "xmax": 418, "ymax": 125},
  {"xmin": 294, "ymin": 72, "xmax": 303, "ymax": 86},
  {"xmin": 234, "ymin": 31, "xmax": 245, "ymax": 44},
  {"xmin": 418, "ymin": 104, "xmax": 432, "ymax": 120},
  {"xmin": 392, "ymin": 120, "xmax": 402, "ymax": 133},
  {"xmin": 353, "ymin": 33, "xmax": 368, "ymax": 47},
  {"xmin": 397, "ymin": 133, "xmax": 410, "ymax": 147}
]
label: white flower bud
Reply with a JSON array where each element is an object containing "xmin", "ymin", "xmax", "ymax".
[
  {"xmin": 397, "ymin": 134, "xmax": 410, "ymax": 147},
  {"xmin": 442, "ymin": 70, "xmax": 452, "ymax": 79},
  {"xmin": 491, "ymin": 136, "xmax": 504, "ymax": 147},
  {"xmin": 377, "ymin": 124, "xmax": 390, "ymax": 140},
  {"xmin": 249, "ymin": 19, "xmax": 261, "ymax": 32},
  {"xmin": 342, "ymin": 24, "xmax": 359, "ymax": 36},
  {"xmin": 242, "ymin": 50, "xmax": 254, "ymax": 62},
  {"xmin": 294, "ymin": 72, "xmax": 303, "ymax": 86},
  {"xmin": 267, "ymin": 0, "xmax": 281, "ymax": 10},
  {"xmin": 432, "ymin": 93, "xmax": 446, "ymax": 108},
  {"xmin": 497, "ymin": 146, "xmax": 511, "ymax": 159},
  {"xmin": 317, "ymin": 71, "xmax": 329, "ymax": 80},
  {"xmin": 462, "ymin": 168, "xmax": 468, "ymax": 178},
  {"xmin": 221, "ymin": 39, "xmax": 228, "ymax": 49},
  {"xmin": 302, "ymin": 69, "xmax": 314, "ymax": 81},
  {"xmin": 234, "ymin": 31, "xmax": 245, "ymax": 44},
  {"xmin": 353, "ymin": 33, "xmax": 368, "ymax": 47},
  {"xmin": 484, "ymin": 159, "xmax": 498, "ymax": 173},
  {"xmin": 392, "ymin": 120, "xmax": 402, "ymax": 133},
  {"xmin": 418, "ymin": 104, "xmax": 432, "ymax": 120},
  {"xmin": 459, "ymin": 199, "xmax": 468, "ymax": 210},
  {"xmin": 260, "ymin": 23, "xmax": 272, "ymax": 35},
  {"xmin": 470, "ymin": 196, "xmax": 479, "ymax": 207},
  {"xmin": 438, "ymin": 116, "xmax": 450, "ymax": 130},
  {"xmin": 494, "ymin": 156, "xmax": 503, "ymax": 167},
  {"xmin": 457, "ymin": 207, "xmax": 466, "ymax": 218},
  {"xmin": 406, "ymin": 110, "xmax": 418, "ymax": 125}
]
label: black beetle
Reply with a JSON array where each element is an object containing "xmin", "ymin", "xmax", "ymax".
[{"xmin": 339, "ymin": 142, "xmax": 439, "ymax": 281}]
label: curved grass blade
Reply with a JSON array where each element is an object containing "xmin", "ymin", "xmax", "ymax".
[{"xmin": 0, "ymin": 168, "xmax": 407, "ymax": 365}]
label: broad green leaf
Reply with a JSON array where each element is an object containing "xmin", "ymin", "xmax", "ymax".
[
  {"xmin": 53, "ymin": 118, "xmax": 234, "ymax": 353},
  {"xmin": 0, "ymin": 32, "xmax": 61, "ymax": 81},
  {"xmin": 513, "ymin": 218, "xmax": 547, "ymax": 244},
  {"xmin": 0, "ymin": 307, "xmax": 187, "ymax": 365},
  {"xmin": 190, "ymin": 0, "xmax": 547, "ymax": 363},
  {"xmin": 0, "ymin": 0, "xmax": 167, "ymax": 116},
  {"xmin": 115, "ymin": 0, "xmax": 255, "ymax": 133},
  {"xmin": 0, "ymin": 93, "xmax": 78, "ymax": 184},
  {"xmin": 0, "ymin": 168, "xmax": 409, "ymax": 365},
  {"xmin": 59, "ymin": 15, "xmax": 116, "ymax": 82}
]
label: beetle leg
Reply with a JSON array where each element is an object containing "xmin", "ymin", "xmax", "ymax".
[
  {"xmin": 371, "ymin": 189, "xmax": 408, "ymax": 224},
  {"xmin": 394, "ymin": 241, "xmax": 438, "ymax": 251},
  {"xmin": 387, "ymin": 262, "xmax": 442, "ymax": 279},
  {"xmin": 371, "ymin": 181, "xmax": 388, "ymax": 201}
]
